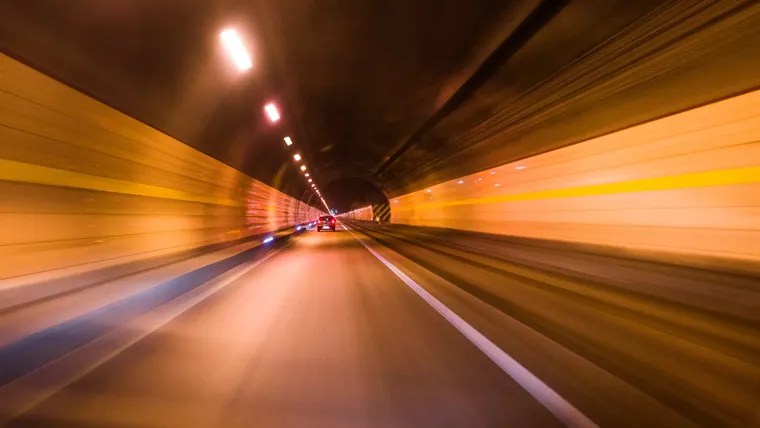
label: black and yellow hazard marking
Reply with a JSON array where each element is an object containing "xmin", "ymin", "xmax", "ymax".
[{"xmin": 372, "ymin": 203, "xmax": 391, "ymax": 222}]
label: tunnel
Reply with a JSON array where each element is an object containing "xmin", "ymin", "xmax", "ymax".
[{"xmin": 1, "ymin": 1, "xmax": 759, "ymax": 427}]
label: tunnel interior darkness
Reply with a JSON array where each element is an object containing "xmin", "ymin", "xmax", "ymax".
[
  {"xmin": 3, "ymin": 1, "xmax": 760, "ymax": 205},
  {"xmin": 323, "ymin": 177, "xmax": 389, "ymax": 214}
]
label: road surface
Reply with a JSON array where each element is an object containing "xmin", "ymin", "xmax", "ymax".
[{"xmin": 4, "ymin": 227, "xmax": 561, "ymax": 428}]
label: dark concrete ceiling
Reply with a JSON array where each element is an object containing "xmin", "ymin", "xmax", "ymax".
[{"xmin": 2, "ymin": 0, "xmax": 760, "ymax": 211}]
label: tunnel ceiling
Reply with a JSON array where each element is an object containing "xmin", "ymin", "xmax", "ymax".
[{"xmin": 3, "ymin": 0, "xmax": 760, "ymax": 208}]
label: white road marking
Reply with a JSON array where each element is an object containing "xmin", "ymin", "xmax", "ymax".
[
  {"xmin": 0, "ymin": 242, "xmax": 291, "ymax": 423},
  {"xmin": 347, "ymin": 227, "xmax": 598, "ymax": 428}
]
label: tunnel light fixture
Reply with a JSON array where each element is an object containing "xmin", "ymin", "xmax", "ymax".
[
  {"xmin": 494, "ymin": 183, "xmax": 501, "ymax": 187},
  {"xmin": 515, "ymin": 165, "xmax": 527, "ymax": 170},
  {"xmin": 308, "ymin": 178, "xmax": 312, "ymax": 183},
  {"xmin": 284, "ymin": 136, "xmax": 293, "ymax": 146},
  {"xmin": 293, "ymin": 153, "xmax": 302, "ymax": 161},
  {"xmin": 300, "ymin": 165, "xmax": 307, "ymax": 171},
  {"xmin": 263, "ymin": 236, "xmax": 274, "ymax": 244},
  {"xmin": 304, "ymin": 173, "xmax": 309, "ymax": 177},
  {"xmin": 220, "ymin": 29, "xmax": 252, "ymax": 71},
  {"xmin": 425, "ymin": 189, "xmax": 432, "ymax": 193},
  {"xmin": 490, "ymin": 171, "xmax": 496, "ymax": 175},
  {"xmin": 457, "ymin": 180, "xmax": 464, "ymax": 184},
  {"xmin": 264, "ymin": 103, "xmax": 280, "ymax": 122}
]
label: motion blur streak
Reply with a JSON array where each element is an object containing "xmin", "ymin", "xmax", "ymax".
[
  {"xmin": 390, "ymin": 88, "xmax": 760, "ymax": 267},
  {"xmin": 0, "ymin": 54, "xmax": 323, "ymax": 281},
  {"xmin": 1, "ymin": 1, "xmax": 760, "ymax": 427}
]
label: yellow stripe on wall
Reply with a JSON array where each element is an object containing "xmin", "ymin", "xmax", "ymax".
[
  {"xmin": 0, "ymin": 159, "xmax": 243, "ymax": 207},
  {"xmin": 394, "ymin": 166, "xmax": 760, "ymax": 212}
]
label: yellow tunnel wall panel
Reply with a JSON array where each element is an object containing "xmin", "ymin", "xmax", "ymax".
[
  {"xmin": 340, "ymin": 206, "xmax": 373, "ymax": 221},
  {"xmin": 0, "ymin": 54, "xmax": 322, "ymax": 280},
  {"xmin": 391, "ymin": 88, "xmax": 760, "ymax": 264}
]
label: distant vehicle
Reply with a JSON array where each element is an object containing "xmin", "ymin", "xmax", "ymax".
[{"xmin": 317, "ymin": 215, "xmax": 336, "ymax": 232}]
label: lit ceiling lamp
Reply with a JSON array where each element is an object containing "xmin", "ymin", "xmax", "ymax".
[
  {"xmin": 304, "ymin": 173, "xmax": 309, "ymax": 177},
  {"xmin": 300, "ymin": 165, "xmax": 307, "ymax": 171},
  {"xmin": 308, "ymin": 178, "xmax": 312, "ymax": 183},
  {"xmin": 293, "ymin": 153, "xmax": 302, "ymax": 161},
  {"xmin": 284, "ymin": 136, "xmax": 293, "ymax": 146},
  {"xmin": 264, "ymin": 103, "xmax": 280, "ymax": 122},
  {"xmin": 220, "ymin": 29, "xmax": 252, "ymax": 70}
]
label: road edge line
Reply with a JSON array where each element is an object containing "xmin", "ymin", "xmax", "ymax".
[{"xmin": 346, "ymin": 226, "xmax": 598, "ymax": 428}]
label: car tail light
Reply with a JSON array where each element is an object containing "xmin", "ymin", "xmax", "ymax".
[{"xmin": 330, "ymin": 218, "xmax": 335, "ymax": 224}]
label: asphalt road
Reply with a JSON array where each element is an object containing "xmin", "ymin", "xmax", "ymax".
[
  {"xmin": 349, "ymin": 222, "xmax": 760, "ymax": 428},
  {"xmin": 4, "ymin": 228, "xmax": 561, "ymax": 428}
]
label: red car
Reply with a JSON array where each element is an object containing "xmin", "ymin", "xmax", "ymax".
[{"xmin": 317, "ymin": 215, "xmax": 336, "ymax": 232}]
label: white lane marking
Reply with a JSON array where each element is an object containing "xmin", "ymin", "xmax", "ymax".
[
  {"xmin": 347, "ymin": 227, "xmax": 598, "ymax": 428},
  {"xmin": 0, "ymin": 243, "xmax": 290, "ymax": 423}
]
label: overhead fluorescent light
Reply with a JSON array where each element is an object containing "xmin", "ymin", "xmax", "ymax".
[
  {"xmin": 264, "ymin": 103, "xmax": 280, "ymax": 122},
  {"xmin": 220, "ymin": 29, "xmax": 252, "ymax": 71}
]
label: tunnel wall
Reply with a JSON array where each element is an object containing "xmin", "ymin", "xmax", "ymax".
[
  {"xmin": 0, "ymin": 54, "xmax": 322, "ymax": 280},
  {"xmin": 339, "ymin": 206, "xmax": 373, "ymax": 221},
  {"xmin": 390, "ymin": 88, "xmax": 760, "ymax": 265}
]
